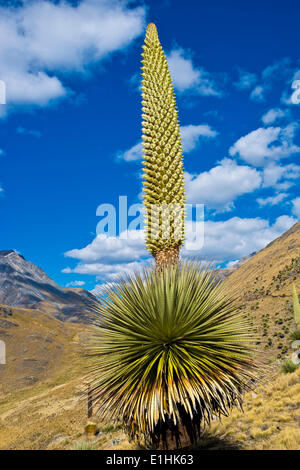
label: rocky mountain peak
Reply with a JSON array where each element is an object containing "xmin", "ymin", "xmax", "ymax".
[{"xmin": 0, "ymin": 250, "xmax": 95, "ymax": 322}]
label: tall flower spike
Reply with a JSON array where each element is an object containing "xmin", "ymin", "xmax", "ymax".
[{"xmin": 141, "ymin": 23, "xmax": 185, "ymax": 269}]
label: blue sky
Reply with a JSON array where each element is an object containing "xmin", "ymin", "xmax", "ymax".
[{"xmin": 0, "ymin": 0, "xmax": 300, "ymax": 290}]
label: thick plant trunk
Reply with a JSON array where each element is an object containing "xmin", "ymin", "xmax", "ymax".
[
  {"xmin": 150, "ymin": 405, "xmax": 202, "ymax": 450},
  {"xmin": 155, "ymin": 246, "xmax": 179, "ymax": 270}
]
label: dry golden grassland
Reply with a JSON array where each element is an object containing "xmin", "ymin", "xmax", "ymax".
[
  {"xmin": 0, "ymin": 307, "xmax": 85, "ymax": 396},
  {"xmin": 0, "ymin": 223, "xmax": 300, "ymax": 450},
  {"xmin": 223, "ymin": 222, "xmax": 300, "ymax": 362},
  {"xmin": 0, "ymin": 359, "xmax": 299, "ymax": 450},
  {"xmin": 195, "ymin": 367, "xmax": 300, "ymax": 450}
]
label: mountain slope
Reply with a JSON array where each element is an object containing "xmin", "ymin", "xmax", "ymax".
[
  {"xmin": 0, "ymin": 251, "xmax": 95, "ymax": 322},
  {"xmin": 0, "ymin": 225, "xmax": 300, "ymax": 449},
  {"xmin": 0, "ymin": 304, "xmax": 87, "ymax": 396},
  {"xmin": 223, "ymin": 221, "xmax": 300, "ymax": 360}
]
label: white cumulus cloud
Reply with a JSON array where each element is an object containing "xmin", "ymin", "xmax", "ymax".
[
  {"xmin": 234, "ymin": 70, "xmax": 257, "ymax": 90},
  {"xmin": 66, "ymin": 280, "xmax": 85, "ymax": 287},
  {"xmin": 229, "ymin": 124, "xmax": 300, "ymax": 166},
  {"xmin": 250, "ymin": 85, "xmax": 265, "ymax": 102},
  {"xmin": 63, "ymin": 214, "xmax": 297, "ymax": 281},
  {"xmin": 183, "ymin": 215, "xmax": 297, "ymax": 261},
  {"xmin": 185, "ymin": 158, "xmax": 262, "ymax": 212},
  {"xmin": 180, "ymin": 124, "xmax": 217, "ymax": 152},
  {"xmin": 63, "ymin": 229, "xmax": 151, "ymax": 281},
  {"xmin": 261, "ymin": 108, "xmax": 290, "ymax": 125},
  {"xmin": 118, "ymin": 142, "xmax": 143, "ymax": 162},
  {"xmin": 262, "ymin": 162, "xmax": 300, "ymax": 189},
  {"xmin": 166, "ymin": 48, "xmax": 222, "ymax": 96},
  {"xmin": 0, "ymin": 0, "xmax": 145, "ymax": 111},
  {"xmin": 63, "ymin": 260, "xmax": 151, "ymax": 281},
  {"xmin": 248, "ymin": 58, "xmax": 293, "ymax": 102},
  {"xmin": 64, "ymin": 229, "xmax": 147, "ymax": 264},
  {"xmin": 117, "ymin": 124, "xmax": 217, "ymax": 161},
  {"xmin": 257, "ymin": 193, "xmax": 288, "ymax": 207}
]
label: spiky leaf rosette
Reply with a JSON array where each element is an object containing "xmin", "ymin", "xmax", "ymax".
[
  {"xmin": 87, "ymin": 262, "xmax": 258, "ymax": 448},
  {"xmin": 141, "ymin": 23, "xmax": 185, "ymax": 265}
]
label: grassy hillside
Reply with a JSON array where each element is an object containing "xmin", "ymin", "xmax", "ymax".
[
  {"xmin": 192, "ymin": 367, "xmax": 300, "ymax": 450},
  {"xmin": 223, "ymin": 222, "xmax": 300, "ymax": 361},
  {"xmin": 0, "ymin": 305, "xmax": 92, "ymax": 450},
  {"xmin": 0, "ymin": 305, "xmax": 86, "ymax": 396},
  {"xmin": 0, "ymin": 223, "xmax": 300, "ymax": 450},
  {"xmin": 0, "ymin": 361, "xmax": 299, "ymax": 450}
]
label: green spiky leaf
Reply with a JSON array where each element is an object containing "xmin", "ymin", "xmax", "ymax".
[
  {"xmin": 141, "ymin": 23, "xmax": 185, "ymax": 257},
  {"xmin": 87, "ymin": 262, "xmax": 258, "ymax": 447}
]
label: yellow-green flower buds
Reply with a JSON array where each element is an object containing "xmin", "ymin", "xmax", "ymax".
[{"xmin": 141, "ymin": 23, "xmax": 185, "ymax": 257}]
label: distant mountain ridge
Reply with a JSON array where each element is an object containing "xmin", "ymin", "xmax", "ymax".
[
  {"xmin": 0, "ymin": 250, "xmax": 95, "ymax": 322},
  {"xmin": 218, "ymin": 252, "xmax": 257, "ymax": 279}
]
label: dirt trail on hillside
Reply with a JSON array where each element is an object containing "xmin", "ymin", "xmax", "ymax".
[{"xmin": 0, "ymin": 376, "xmax": 83, "ymax": 422}]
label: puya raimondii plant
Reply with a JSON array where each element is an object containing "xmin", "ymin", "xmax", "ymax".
[
  {"xmin": 87, "ymin": 23, "xmax": 258, "ymax": 449},
  {"xmin": 141, "ymin": 23, "xmax": 185, "ymax": 270}
]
